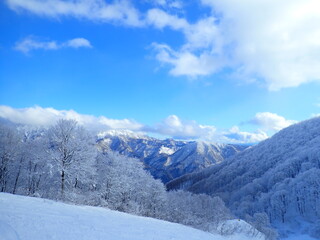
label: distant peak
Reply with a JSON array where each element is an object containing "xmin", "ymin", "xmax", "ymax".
[
  {"xmin": 97, "ymin": 129, "xmax": 150, "ymax": 140},
  {"xmin": 194, "ymin": 140, "xmax": 226, "ymax": 148}
]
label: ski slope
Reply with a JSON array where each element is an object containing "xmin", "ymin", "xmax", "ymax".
[{"xmin": 0, "ymin": 193, "xmax": 264, "ymax": 240}]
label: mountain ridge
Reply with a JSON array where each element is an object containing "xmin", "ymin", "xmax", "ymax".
[
  {"xmin": 97, "ymin": 130, "xmax": 248, "ymax": 183},
  {"xmin": 166, "ymin": 117, "xmax": 320, "ymax": 238}
]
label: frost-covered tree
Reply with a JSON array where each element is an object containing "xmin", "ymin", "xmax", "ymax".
[
  {"xmin": 0, "ymin": 123, "xmax": 21, "ymax": 192},
  {"xmin": 245, "ymin": 213, "xmax": 278, "ymax": 240},
  {"xmin": 96, "ymin": 152, "xmax": 167, "ymax": 217},
  {"xmin": 164, "ymin": 190, "xmax": 232, "ymax": 231},
  {"xmin": 13, "ymin": 128, "xmax": 50, "ymax": 197},
  {"xmin": 47, "ymin": 119, "xmax": 96, "ymax": 199},
  {"xmin": 167, "ymin": 116, "xmax": 320, "ymax": 237},
  {"xmin": 0, "ymin": 119, "xmax": 239, "ymax": 236},
  {"xmin": 310, "ymin": 220, "xmax": 320, "ymax": 239}
]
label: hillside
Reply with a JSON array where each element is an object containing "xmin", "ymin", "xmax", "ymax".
[
  {"xmin": 167, "ymin": 117, "xmax": 320, "ymax": 238},
  {"xmin": 0, "ymin": 193, "xmax": 264, "ymax": 240},
  {"xmin": 98, "ymin": 130, "xmax": 247, "ymax": 183}
]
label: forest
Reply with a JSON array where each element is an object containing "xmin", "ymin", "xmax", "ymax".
[{"xmin": 1, "ymin": 119, "xmax": 270, "ymax": 237}]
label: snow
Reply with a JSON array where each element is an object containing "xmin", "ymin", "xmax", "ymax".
[
  {"xmin": 99, "ymin": 132, "xmax": 246, "ymax": 183},
  {"xmin": 282, "ymin": 235, "xmax": 317, "ymax": 240},
  {"xmin": 97, "ymin": 129, "xmax": 149, "ymax": 140},
  {"xmin": 276, "ymin": 220, "xmax": 319, "ymax": 240},
  {"xmin": 159, "ymin": 145, "xmax": 175, "ymax": 155},
  {"xmin": 167, "ymin": 116, "xmax": 320, "ymax": 238},
  {"xmin": 0, "ymin": 193, "xmax": 263, "ymax": 240},
  {"xmin": 217, "ymin": 220, "xmax": 265, "ymax": 239}
]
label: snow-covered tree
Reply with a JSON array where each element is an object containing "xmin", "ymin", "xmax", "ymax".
[
  {"xmin": 167, "ymin": 116, "xmax": 320, "ymax": 237},
  {"xmin": 0, "ymin": 123, "xmax": 21, "ymax": 192},
  {"xmin": 165, "ymin": 190, "xmax": 232, "ymax": 231},
  {"xmin": 14, "ymin": 128, "xmax": 52, "ymax": 197},
  {"xmin": 245, "ymin": 213, "xmax": 278, "ymax": 240},
  {"xmin": 96, "ymin": 152, "xmax": 167, "ymax": 217},
  {"xmin": 47, "ymin": 119, "xmax": 96, "ymax": 199},
  {"xmin": 0, "ymin": 118, "xmax": 239, "ymax": 236}
]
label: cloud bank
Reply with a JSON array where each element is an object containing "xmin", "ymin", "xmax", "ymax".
[
  {"xmin": 0, "ymin": 105, "xmax": 142, "ymax": 132},
  {"xmin": 0, "ymin": 105, "xmax": 297, "ymax": 143}
]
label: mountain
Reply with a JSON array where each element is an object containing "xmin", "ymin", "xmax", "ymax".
[
  {"xmin": 0, "ymin": 192, "xmax": 265, "ymax": 240},
  {"xmin": 167, "ymin": 117, "xmax": 320, "ymax": 239},
  {"xmin": 97, "ymin": 130, "xmax": 247, "ymax": 183}
]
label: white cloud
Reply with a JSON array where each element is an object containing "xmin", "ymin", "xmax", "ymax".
[
  {"xmin": 15, "ymin": 37, "xmax": 92, "ymax": 53},
  {"xmin": 6, "ymin": 0, "xmax": 143, "ymax": 27},
  {"xmin": 146, "ymin": 8, "xmax": 188, "ymax": 30},
  {"xmin": 148, "ymin": 11, "xmax": 224, "ymax": 78},
  {"xmin": 153, "ymin": 43, "xmax": 219, "ymax": 77},
  {"xmin": 0, "ymin": 106, "xmax": 283, "ymax": 143},
  {"xmin": 183, "ymin": 17, "xmax": 221, "ymax": 51},
  {"xmin": 222, "ymin": 126, "xmax": 269, "ymax": 144},
  {"xmin": 151, "ymin": 0, "xmax": 320, "ymax": 89},
  {"xmin": 146, "ymin": 10, "xmax": 221, "ymax": 57},
  {"xmin": 148, "ymin": 115, "xmax": 269, "ymax": 143},
  {"xmin": 203, "ymin": 0, "xmax": 320, "ymax": 90},
  {"xmin": 0, "ymin": 105, "xmax": 61, "ymax": 126},
  {"xmin": 6, "ymin": 0, "xmax": 320, "ymax": 89},
  {"xmin": 148, "ymin": 114, "xmax": 217, "ymax": 140},
  {"xmin": 0, "ymin": 105, "xmax": 142, "ymax": 132},
  {"xmin": 14, "ymin": 38, "xmax": 59, "ymax": 53},
  {"xmin": 63, "ymin": 38, "xmax": 92, "ymax": 48},
  {"xmin": 167, "ymin": 1, "xmax": 182, "ymax": 9},
  {"xmin": 98, "ymin": 117, "xmax": 142, "ymax": 131},
  {"xmin": 149, "ymin": 0, "xmax": 183, "ymax": 9},
  {"xmin": 311, "ymin": 113, "xmax": 320, "ymax": 118},
  {"xmin": 249, "ymin": 112, "xmax": 297, "ymax": 132}
]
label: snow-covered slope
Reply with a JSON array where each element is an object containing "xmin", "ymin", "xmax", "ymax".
[
  {"xmin": 0, "ymin": 193, "xmax": 263, "ymax": 240},
  {"xmin": 167, "ymin": 117, "xmax": 320, "ymax": 239},
  {"xmin": 98, "ymin": 131, "xmax": 247, "ymax": 183},
  {"xmin": 165, "ymin": 141, "xmax": 246, "ymax": 181}
]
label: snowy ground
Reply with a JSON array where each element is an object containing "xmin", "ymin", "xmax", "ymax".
[
  {"xmin": 282, "ymin": 235, "xmax": 317, "ymax": 240},
  {"xmin": 276, "ymin": 221, "xmax": 318, "ymax": 240},
  {"xmin": 0, "ymin": 193, "xmax": 264, "ymax": 240}
]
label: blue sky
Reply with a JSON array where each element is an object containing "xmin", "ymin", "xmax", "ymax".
[{"xmin": 1, "ymin": 0, "xmax": 320, "ymax": 143}]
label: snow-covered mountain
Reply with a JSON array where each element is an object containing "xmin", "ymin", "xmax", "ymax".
[
  {"xmin": 0, "ymin": 193, "xmax": 266, "ymax": 240},
  {"xmin": 97, "ymin": 130, "xmax": 247, "ymax": 183},
  {"xmin": 167, "ymin": 117, "xmax": 320, "ymax": 239}
]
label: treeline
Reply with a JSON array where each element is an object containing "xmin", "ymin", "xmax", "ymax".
[
  {"xmin": 0, "ymin": 119, "xmax": 232, "ymax": 233},
  {"xmin": 167, "ymin": 117, "xmax": 320, "ymax": 239}
]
